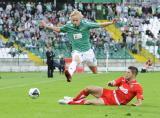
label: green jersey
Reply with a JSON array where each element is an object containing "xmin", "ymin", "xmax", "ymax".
[{"xmin": 60, "ymin": 19, "xmax": 101, "ymax": 52}]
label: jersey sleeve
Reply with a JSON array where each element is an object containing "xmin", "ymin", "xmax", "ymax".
[
  {"xmin": 85, "ymin": 20, "xmax": 101, "ymax": 29},
  {"xmin": 60, "ymin": 24, "xmax": 68, "ymax": 33},
  {"xmin": 114, "ymin": 77, "xmax": 124, "ymax": 87},
  {"xmin": 135, "ymin": 85, "xmax": 144, "ymax": 100}
]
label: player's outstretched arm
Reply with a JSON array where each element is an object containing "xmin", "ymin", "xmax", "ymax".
[
  {"xmin": 131, "ymin": 99, "xmax": 142, "ymax": 106},
  {"xmin": 99, "ymin": 19, "xmax": 118, "ymax": 27},
  {"xmin": 40, "ymin": 20, "xmax": 61, "ymax": 32},
  {"xmin": 107, "ymin": 80, "xmax": 115, "ymax": 87}
]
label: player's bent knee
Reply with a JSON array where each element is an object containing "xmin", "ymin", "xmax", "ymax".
[
  {"xmin": 85, "ymin": 86, "xmax": 96, "ymax": 92},
  {"xmin": 84, "ymin": 86, "xmax": 91, "ymax": 92}
]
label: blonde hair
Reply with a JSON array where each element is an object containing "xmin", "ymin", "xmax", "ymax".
[{"xmin": 70, "ymin": 10, "xmax": 83, "ymax": 19}]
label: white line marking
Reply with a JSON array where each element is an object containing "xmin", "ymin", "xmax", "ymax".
[{"xmin": 0, "ymin": 79, "xmax": 64, "ymax": 90}]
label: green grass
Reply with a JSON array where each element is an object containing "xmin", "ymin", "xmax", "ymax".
[{"xmin": 0, "ymin": 71, "xmax": 160, "ymax": 118}]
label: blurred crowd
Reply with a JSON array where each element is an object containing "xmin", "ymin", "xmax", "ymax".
[{"xmin": 0, "ymin": 1, "xmax": 160, "ymax": 58}]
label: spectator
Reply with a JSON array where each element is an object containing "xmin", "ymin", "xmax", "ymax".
[
  {"xmin": 37, "ymin": 2, "xmax": 42, "ymax": 13},
  {"xmin": 46, "ymin": 46, "xmax": 55, "ymax": 78},
  {"xmin": 141, "ymin": 58, "xmax": 153, "ymax": 73},
  {"xmin": 59, "ymin": 56, "xmax": 65, "ymax": 74},
  {"xmin": 0, "ymin": 39, "xmax": 4, "ymax": 48},
  {"xmin": 8, "ymin": 45, "xmax": 17, "ymax": 57}
]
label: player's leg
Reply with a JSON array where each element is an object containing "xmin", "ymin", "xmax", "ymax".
[
  {"xmin": 48, "ymin": 66, "xmax": 52, "ymax": 78},
  {"xmin": 58, "ymin": 86, "xmax": 103, "ymax": 105},
  {"xmin": 84, "ymin": 98, "xmax": 105, "ymax": 105},
  {"xmin": 68, "ymin": 86, "xmax": 103, "ymax": 105},
  {"xmin": 84, "ymin": 49, "xmax": 98, "ymax": 74},
  {"xmin": 50, "ymin": 66, "xmax": 53, "ymax": 78},
  {"xmin": 68, "ymin": 98, "xmax": 105, "ymax": 105},
  {"xmin": 68, "ymin": 54, "xmax": 81, "ymax": 76},
  {"xmin": 47, "ymin": 66, "xmax": 49, "ymax": 77},
  {"xmin": 65, "ymin": 51, "xmax": 82, "ymax": 82},
  {"xmin": 73, "ymin": 86, "xmax": 103, "ymax": 101},
  {"xmin": 88, "ymin": 66, "xmax": 97, "ymax": 74}
]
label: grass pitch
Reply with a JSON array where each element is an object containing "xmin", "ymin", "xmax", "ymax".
[{"xmin": 0, "ymin": 71, "xmax": 160, "ymax": 118}]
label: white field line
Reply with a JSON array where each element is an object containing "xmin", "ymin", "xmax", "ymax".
[{"xmin": 0, "ymin": 79, "xmax": 64, "ymax": 90}]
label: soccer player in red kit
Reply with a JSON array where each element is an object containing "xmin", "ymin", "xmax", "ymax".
[{"xmin": 58, "ymin": 66, "xmax": 144, "ymax": 106}]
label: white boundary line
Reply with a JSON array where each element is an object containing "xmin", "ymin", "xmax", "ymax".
[{"xmin": 0, "ymin": 79, "xmax": 64, "ymax": 90}]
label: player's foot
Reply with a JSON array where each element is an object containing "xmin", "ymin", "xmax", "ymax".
[
  {"xmin": 58, "ymin": 99, "xmax": 69, "ymax": 104},
  {"xmin": 63, "ymin": 96, "xmax": 73, "ymax": 101},
  {"xmin": 58, "ymin": 98, "xmax": 72, "ymax": 104},
  {"xmin": 65, "ymin": 70, "xmax": 72, "ymax": 82}
]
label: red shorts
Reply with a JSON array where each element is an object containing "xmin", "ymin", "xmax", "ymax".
[{"xmin": 100, "ymin": 89, "xmax": 117, "ymax": 105}]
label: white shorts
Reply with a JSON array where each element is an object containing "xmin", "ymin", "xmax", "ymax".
[{"xmin": 72, "ymin": 49, "xmax": 97, "ymax": 67}]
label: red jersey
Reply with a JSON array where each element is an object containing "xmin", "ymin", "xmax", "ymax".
[{"xmin": 114, "ymin": 77, "xmax": 144, "ymax": 105}]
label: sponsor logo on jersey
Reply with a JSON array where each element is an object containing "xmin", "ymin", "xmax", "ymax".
[
  {"xmin": 73, "ymin": 33, "xmax": 82, "ymax": 40},
  {"xmin": 119, "ymin": 86, "xmax": 128, "ymax": 94}
]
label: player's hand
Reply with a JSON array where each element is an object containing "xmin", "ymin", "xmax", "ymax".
[
  {"xmin": 112, "ymin": 18, "xmax": 119, "ymax": 24},
  {"xmin": 107, "ymin": 81, "xmax": 114, "ymax": 87},
  {"xmin": 131, "ymin": 99, "xmax": 142, "ymax": 106},
  {"xmin": 108, "ymin": 82, "xmax": 112, "ymax": 86},
  {"xmin": 40, "ymin": 20, "xmax": 47, "ymax": 28},
  {"xmin": 131, "ymin": 103, "xmax": 139, "ymax": 106}
]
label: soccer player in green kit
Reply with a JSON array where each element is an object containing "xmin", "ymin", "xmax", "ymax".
[{"xmin": 41, "ymin": 10, "xmax": 117, "ymax": 82}]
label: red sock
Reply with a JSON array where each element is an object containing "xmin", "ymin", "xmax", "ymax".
[
  {"xmin": 68, "ymin": 99, "xmax": 85, "ymax": 105},
  {"xmin": 73, "ymin": 90, "xmax": 89, "ymax": 101}
]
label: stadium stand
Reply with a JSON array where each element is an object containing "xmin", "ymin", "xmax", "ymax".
[{"xmin": 0, "ymin": 1, "xmax": 160, "ymax": 72}]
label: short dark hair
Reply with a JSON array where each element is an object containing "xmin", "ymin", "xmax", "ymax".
[{"xmin": 128, "ymin": 66, "xmax": 138, "ymax": 76}]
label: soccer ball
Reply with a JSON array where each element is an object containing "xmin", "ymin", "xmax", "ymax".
[{"xmin": 28, "ymin": 88, "xmax": 40, "ymax": 99}]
